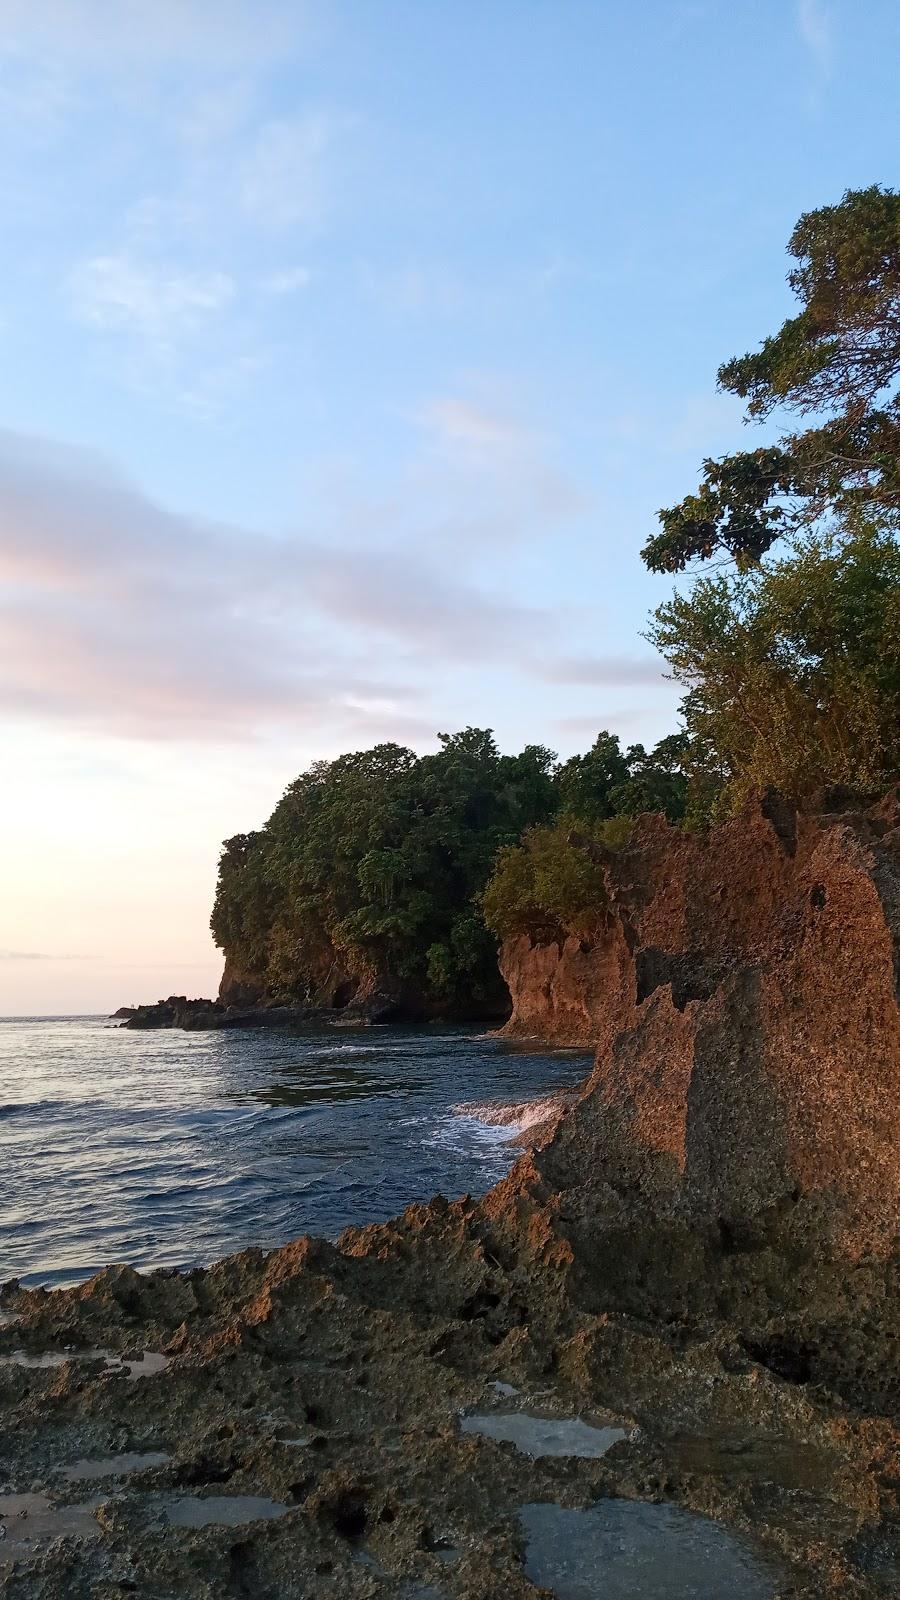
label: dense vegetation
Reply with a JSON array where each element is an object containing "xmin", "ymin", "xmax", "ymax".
[
  {"xmin": 212, "ymin": 729, "xmax": 558, "ymax": 1010},
  {"xmin": 214, "ymin": 186, "xmax": 899, "ymax": 1003},
  {"xmin": 649, "ymin": 521, "xmax": 899, "ymax": 809},
  {"xmin": 644, "ymin": 185, "xmax": 900, "ymax": 810},
  {"xmin": 211, "ymin": 729, "xmax": 685, "ymax": 1006}
]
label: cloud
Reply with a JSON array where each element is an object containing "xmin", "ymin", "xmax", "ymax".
[
  {"xmin": 0, "ymin": 949, "xmax": 57, "ymax": 960},
  {"xmin": 301, "ymin": 545, "xmax": 546, "ymax": 660},
  {"xmin": 534, "ymin": 653, "xmax": 668, "ymax": 688},
  {"xmin": 67, "ymin": 249, "xmax": 256, "ymax": 411},
  {"xmin": 259, "ymin": 266, "xmax": 311, "ymax": 296},
  {"xmin": 0, "ymin": 398, "xmax": 662, "ymax": 747},
  {"xmin": 796, "ymin": 0, "xmax": 832, "ymax": 61},
  {"xmin": 795, "ymin": 0, "xmax": 834, "ymax": 98},
  {"xmin": 70, "ymin": 254, "xmax": 235, "ymax": 354},
  {"xmin": 239, "ymin": 114, "xmax": 335, "ymax": 229},
  {"xmin": 0, "ymin": 427, "xmax": 581, "ymax": 743},
  {"xmin": 0, "ymin": 1, "xmax": 297, "ymax": 66},
  {"xmin": 407, "ymin": 385, "xmax": 587, "ymax": 543},
  {"xmin": 424, "ymin": 398, "xmax": 527, "ymax": 452},
  {"xmin": 0, "ymin": 430, "xmax": 419, "ymax": 740}
]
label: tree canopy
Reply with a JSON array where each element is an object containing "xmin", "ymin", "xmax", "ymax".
[
  {"xmin": 649, "ymin": 520, "xmax": 900, "ymax": 808},
  {"xmin": 642, "ymin": 186, "xmax": 900, "ymax": 574}
]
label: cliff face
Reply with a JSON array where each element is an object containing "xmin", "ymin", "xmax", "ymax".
[
  {"xmin": 217, "ymin": 947, "xmax": 378, "ymax": 1011},
  {"xmin": 499, "ymin": 793, "xmax": 900, "ymax": 1264},
  {"xmin": 217, "ymin": 947, "xmax": 509, "ymax": 1022}
]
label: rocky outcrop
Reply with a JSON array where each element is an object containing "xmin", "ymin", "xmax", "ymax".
[
  {"xmin": 500, "ymin": 791, "xmax": 900, "ymax": 1272},
  {"xmin": 217, "ymin": 955, "xmax": 266, "ymax": 1008},
  {"xmin": 216, "ymin": 944, "xmax": 369, "ymax": 1010}
]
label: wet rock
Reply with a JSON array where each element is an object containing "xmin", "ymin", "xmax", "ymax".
[
  {"xmin": 519, "ymin": 1499, "xmax": 779, "ymax": 1599},
  {"xmin": 459, "ymin": 1409, "xmax": 629, "ymax": 1458}
]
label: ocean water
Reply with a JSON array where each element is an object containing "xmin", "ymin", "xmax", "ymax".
[{"xmin": 0, "ymin": 1017, "xmax": 590, "ymax": 1289}]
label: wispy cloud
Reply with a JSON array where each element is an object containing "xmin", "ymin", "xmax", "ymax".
[
  {"xmin": 424, "ymin": 398, "xmax": 528, "ymax": 452},
  {"xmin": 0, "ymin": 3, "xmax": 337, "ymax": 408},
  {"xmin": 0, "ymin": 416, "xmax": 643, "ymax": 743},
  {"xmin": 0, "ymin": 949, "xmax": 57, "ymax": 961},
  {"xmin": 259, "ymin": 266, "xmax": 311, "ymax": 296},
  {"xmin": 239, "ymin": 113, "xmax": 336, "ymax": 229},
  {"xmin": 0, "ymin": 430, "xmax": 398, "ymax": 740},
  {"xmin": 70, "ymin": 254, "xmax": 235, "ymax": 354},
  {"xmin": 0, "ymin": 1, "xmax": 297, "ymax": 67},
  {"xmin": 795, "ymin": 0, "xmax": 834, "ymax": 102},
  {"xmin": 534, "ymin": 654, "xmax": 667, "ymax": 689}
]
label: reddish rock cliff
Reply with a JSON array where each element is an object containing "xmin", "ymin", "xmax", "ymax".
[{"xmin": 500, "ymin": 795, "xmax": 900, "ymax": 1260}]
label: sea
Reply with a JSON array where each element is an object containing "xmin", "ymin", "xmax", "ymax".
[{"xmin": 0, "ymin": 1016, "xmax": 590, "ymax": 1290}]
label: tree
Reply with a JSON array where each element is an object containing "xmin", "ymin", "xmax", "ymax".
[
  {"xmin": 555, "ymin": 732, "xmax": 630, "ymax": 822},
  {"xmin": 642, "ymin": 186, "xmax": 900, "ymax": 574},
  {"xmin": 481, "ymin": 822, "xmax": 610, "ymax": 945},
  {"xmin": 648, "ymin": 520, "xmax": 900, "ymax": 806},
  {"xmin": 555, "ymin": 730, "xmax": 689, "ymax": 824}
]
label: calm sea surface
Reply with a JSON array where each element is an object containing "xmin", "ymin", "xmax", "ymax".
[{"xmin": 0, "ymin": 1017, "xmax": 590, "ymax": 1289}]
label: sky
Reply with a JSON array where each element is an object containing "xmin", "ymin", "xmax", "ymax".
[{"xmin": 1, "ymin": 0, "xmax": 896, "ymax": 1013}]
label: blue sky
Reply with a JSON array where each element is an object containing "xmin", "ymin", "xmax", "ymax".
[{"xmin": 1, "ymin": 0, "xmax": 896, "ymax": 1010}]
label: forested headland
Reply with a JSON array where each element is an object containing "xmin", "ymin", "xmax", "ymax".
[{"xmin": 211, "ymin": 186, "xmax": 900, "ymax": 1017}]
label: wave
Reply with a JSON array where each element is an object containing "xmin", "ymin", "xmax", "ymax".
[
  {"xmin": 0, "ymin": 1098, "xmax": 76, "ymax": 1120},
  {"xmin": 449, "ymin": 1088, "xmax": 578, "ymax": 1143}
]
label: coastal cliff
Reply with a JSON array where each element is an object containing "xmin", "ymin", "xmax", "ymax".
[{"xmin": 8, "ymin": 793, "xmax": 900, "ymax": 1598}]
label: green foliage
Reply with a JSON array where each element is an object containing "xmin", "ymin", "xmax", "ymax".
[
  {"xmin": 210, "ymin": 729, "xmax": 558, "ymax": 1006},
  {"xmin": 648, "ymin": 521, "xmax": 900, "ymax": 806},
  {"xmin": 481, "ymin": 822, "xmax": 612, "ymax": 945},
  {"xmin": 555, "ymin": 731, "xmax": 630, "ymax": 822},
  {"xmin": 480, "ymin": 730, "xmax": 693, "ymax": 944},
  {"xmin": 212, "ymin": 722, "xmax": 702, "ymax": 997},
  {"xmin": 643, "ymin": 185, "xmax": 900, "ymax": 574},
  {"xmin": 555, "ymin": 730, "xmax": 689, "ymax": 825}
]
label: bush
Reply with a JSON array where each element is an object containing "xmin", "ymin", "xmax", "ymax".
[{"xmin": 482, "ymin": 822, "xmax": 614, "ymax": 944}]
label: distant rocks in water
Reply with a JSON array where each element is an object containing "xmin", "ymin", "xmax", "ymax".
[
  {"xmin": 120, "ymin": 996, "xmax": 224, "ymax": 1030},
  {"xmin": 109, "ymin": 1005, "xmax": 137, "ymax": 1019}
]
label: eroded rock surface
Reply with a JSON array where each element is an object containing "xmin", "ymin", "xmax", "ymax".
[{"xmin": 501, "ymin": 794, "xmax": 900, "ymax": 1255}]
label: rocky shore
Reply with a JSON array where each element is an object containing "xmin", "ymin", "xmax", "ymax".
[{"xmin": 4, "ymin": 793, "xmax": 899, "ymax": 1597}]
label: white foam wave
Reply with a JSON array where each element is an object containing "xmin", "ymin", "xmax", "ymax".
[{"xmin": 450, "ymin": 1089, "xmax": 576, "ymax": 1137}]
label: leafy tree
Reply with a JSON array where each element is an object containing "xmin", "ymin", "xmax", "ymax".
[
  {"xmin": 554, "ymin": 732, "xmax": 630, "ymax": 822},
  {"xmin": 648, "ymin": 520, "xmax": 900, "ymax": 806},
  {"xmin": 481, "ymin": 725, "xmax": 698, "ymax": 946},
  {"xmin": 643, "ymin": 186, "xmax": 900, "ymax": 574}
]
